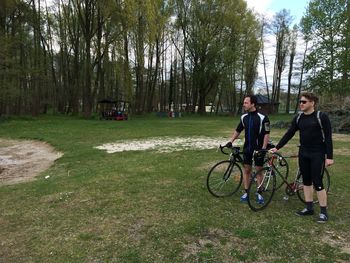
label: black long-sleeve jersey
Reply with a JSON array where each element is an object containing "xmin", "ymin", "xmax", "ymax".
[
  {"xmin": 276, "ymin": 111, "xmax": 333, "ymax": 159},
  {"xmin": 236, "ymin": 110, "xmax": 270, "ymax": 152}
]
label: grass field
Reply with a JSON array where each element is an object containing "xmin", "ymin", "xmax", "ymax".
[{"xmin": 0, "ymin": 114, "xmax": 349, "ymax": 262}]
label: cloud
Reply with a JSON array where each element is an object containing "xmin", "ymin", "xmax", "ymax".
[{"xmin": 245, "ymin": 0, "xmax": 274, "ymax": 14}]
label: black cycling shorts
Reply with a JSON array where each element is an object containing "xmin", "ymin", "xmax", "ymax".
[
  {"xmin": 299, "ymin": 149, "xmax": 325, "ymax": 191},
  {"xmin": 243, "ymin": 150, "xmax": 265, "ymax": 166}
]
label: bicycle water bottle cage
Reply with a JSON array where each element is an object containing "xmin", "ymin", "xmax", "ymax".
[
  {"xmin": 235, "ymin": 155, "xmax": 243, "ymax": 163},
  {"xmin": 232, "ymin": 147, "xmax": 243, "ymax": 162}
]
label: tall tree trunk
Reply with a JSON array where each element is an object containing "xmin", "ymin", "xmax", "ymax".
[
  {"xmin": 238, "ymin": 42, "xmax": 246, "ymax": 114},
  {"xmin": 286, "ymin": 49, "xmax": 295, "ymax": 114},
  {"xmin": 295, "ymin": 41, "xmax": 308, "ymax": 113},
  {"xmin": 122, "ymin": 28, "xmax": 132, "ymax": 105},
  {"xmin": 147, "ymin": 38, "xmax": 160, "ymax": 112},
  {"xmin": 44, "ymin": 0, "xmax": 58, "ymax": 113},
  {"xmin": 76, "ymin": 0, "xmax": 96, "ymax": 118},
  {"xmin": 32, "ymin": 0, "xmax": 43, "ymax": 116},
  {"xmin": 135, "ymin": 12, "xmax": 145, "ymax": 114},
  {"xmin": 286, "ymin": 26, "xmax": 297, "ymax": 114}
]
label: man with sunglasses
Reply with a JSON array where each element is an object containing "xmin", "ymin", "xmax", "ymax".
[{"xmin": 270, "ymin": 92, "xmax": 333, "ymax": 223}]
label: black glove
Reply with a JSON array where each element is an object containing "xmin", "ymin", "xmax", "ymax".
[{"xmin": 225, "ymin": 141, "xmax": 232, "ymax": 148}]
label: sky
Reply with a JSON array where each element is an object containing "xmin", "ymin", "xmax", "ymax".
[
  {"xmin": 245, "ymin": 0, "xmax": 311, "ymax": 94},
  {"xmin": 246, "ymin": 0, "xmax": 310, "ymax": 24}
]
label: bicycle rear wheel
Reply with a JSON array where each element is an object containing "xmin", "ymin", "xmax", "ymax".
[
  {"xmin": 207, "ymin": 161, "xmax": 243, "ymax": 197},
  {"xmin": 296, "ymin": 168, "xmax": 330, "ymax": 204},
  {"xmin": 247, "ymin": 167, "xmax": 276, "ymax": 211}
]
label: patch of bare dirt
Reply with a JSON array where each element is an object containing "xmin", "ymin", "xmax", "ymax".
[
  {"xmin": 322, "ymin": 231, "xmax": 350, "ymax": 255},
  {"xmin": 334, "ymin": 148, "xmax": 350, "ymax": 156},
  {"xmin": 182, "ymin": 228, "xmax": 252, "ymax": 262},
  {"xmin": 0, "ymin": 139, "xmax": 63, "ymax": 185},
  {"xmin": 333, "ymin": 133, "xmax": 350, "ymax": 142}
]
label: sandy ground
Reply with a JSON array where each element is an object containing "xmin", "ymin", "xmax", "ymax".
[
  {"xmin": 0, "ymin": 136, "xmax": 239, "ymax": 185},
  {"xmin": 95, "ymin": 136, "xmax": 243, "ymax": 153},
  {"xmin": 0, "ymin": 139, "xmax": 63, "ymax": 185}
]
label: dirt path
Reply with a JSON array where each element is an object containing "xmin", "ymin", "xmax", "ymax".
[{"xmin": 0, "ymin": 139, "xmax": 63, "ymax": 185}]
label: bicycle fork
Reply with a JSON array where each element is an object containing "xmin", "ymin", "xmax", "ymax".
[{"xmin": 253, "ymin": 169, "xmax": 273, "ymax": 192}]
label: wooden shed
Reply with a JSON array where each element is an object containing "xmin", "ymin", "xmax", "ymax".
[{"xmin": 256, "ymin": 94, "xmax": 279, "ymax": 114}]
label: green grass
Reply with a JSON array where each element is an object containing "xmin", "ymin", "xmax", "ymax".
[{"xmin": 0, "ymin": 114, "xmax": 349, "ymax": 262}]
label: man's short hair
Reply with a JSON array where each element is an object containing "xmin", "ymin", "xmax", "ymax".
[
  {"xmin": 245, "ymin": 95, "xmax": 258, "ymax": 106},
  {"xmin": 301, "ymin": 92, "xmax": 319, "ymax": 105}
]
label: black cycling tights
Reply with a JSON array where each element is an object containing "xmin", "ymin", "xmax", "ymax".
[{"xmin": 299, "ymin": 150, "xmax": 325, "ymax": 191}]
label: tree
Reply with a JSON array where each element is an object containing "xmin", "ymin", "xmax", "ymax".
[
  {"xmin": 259, "ymin": 16, "xmax": 270, "ymax": 100},
  {"xmin": 0, "ymin": 0, "xmax": 265, "ymax": 116},
  {"xmin": 270, "ymin": 9, "xmax": 292, "ymax": 112},
  {"xmin": 175, "ymin": 0, "xmax": 259, "ymax": 115},
  {"xmin": 301, "ymin": 0, "xmax": 349, "ymax": 96},
  {"xmin": 75, "ymin": 0, "xmax": 97, "ymax": 118},
  {"xmin": 243, "ymin": 12, "xmax": 261, "ymax": 95},
  {"xmin": 286, "ymin": 24, "xmax": 298, "ymax": 114}
]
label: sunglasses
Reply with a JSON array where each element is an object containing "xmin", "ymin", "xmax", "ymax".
[{"xmin": 299, "ymin": 100, "xmax": 309, "ymax": 104}]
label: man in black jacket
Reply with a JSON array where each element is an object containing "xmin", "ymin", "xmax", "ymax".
[
  {"xmin": 226, "ymin": 95, "xmax": 270, "ymax": 203},
  {"xmin": 270, "ymin": 92, "xmax": 334, "ymax": 223}
]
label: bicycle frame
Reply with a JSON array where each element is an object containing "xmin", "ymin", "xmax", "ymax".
[
  {"xmin": 265, "ymin": 152, "xmax": 301, "ymax": 195},
  {"xmin": 281, "ymin": 154, "xmax": 302, "ymax": 198}
]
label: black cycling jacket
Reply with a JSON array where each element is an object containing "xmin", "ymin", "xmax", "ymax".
[
  {"xmin": 276, "ymin": 111, "xmax": 333, "ymax": 159},
  {"xmin": 236, "ymin": 110, "xmax": 270, "ymax": 153}
]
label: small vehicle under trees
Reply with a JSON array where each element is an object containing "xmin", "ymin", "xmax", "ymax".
[{"xmin": 98, "ymin": 99, "xmax": 129, "ymax": 121}]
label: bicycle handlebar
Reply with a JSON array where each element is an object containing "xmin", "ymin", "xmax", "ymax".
[
  {"xmin": 253, "ymin": 149, "xmax": 288, "ymax": 158},
  {"xmin": 219, "ymin": 145, "xmax": 241, "ymax": 156},
  {"xmin": 253, "ymin": 149, "xmax": 282, "ymax": 162}
]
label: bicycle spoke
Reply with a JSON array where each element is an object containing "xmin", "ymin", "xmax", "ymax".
[
  {"xmin": 247, "ymin": 167, "xmax": 276, "ymax": 211},
  {"xmin": 207, "ymin": 161, "xmax": 243, "ymax": 197}
]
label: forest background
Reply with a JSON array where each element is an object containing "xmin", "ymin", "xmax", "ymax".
[{"xmin": 0, "ymin": 0, "xmax": 349, "ymax": 117}]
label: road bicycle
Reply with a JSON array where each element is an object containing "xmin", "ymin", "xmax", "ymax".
[
  {"xmin": 206, "ymin": 145, "xmax": 244, "ymax": 197},
  {"xmin": 247, "ymin": 150, "xmax": 330, "ymax": 211},
  {"xmin": 206, "ymin": 145, "xmax": 284, "ymax": 198}
]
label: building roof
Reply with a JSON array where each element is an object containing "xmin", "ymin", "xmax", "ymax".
[{"xmin": 256, "ymin": 94, "xmax": 279, "ymax": 104}]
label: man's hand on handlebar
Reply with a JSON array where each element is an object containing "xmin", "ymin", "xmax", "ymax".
[
  {"xmin": 269, "ymin": 147, "xmax": 278, "ymax": 153},
  {"xmin": 225, "ymin": 141, "xmax": 232, "ymax": 148}
]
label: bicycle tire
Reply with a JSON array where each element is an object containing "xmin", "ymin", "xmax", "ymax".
[
  {"xmin": 247, "ymin": 167, "xmax": 276, "ymax": 211},
  {"xmin": 207, "ymin": 161, "xmax": 243, "ymax": 197},
  {"xmin": 270, "ymin": 152, "xmax": 289, "ymax": 190},
  {"xmin": 296, "ymin": 168, "xmax": 330, "ymax": 204}
]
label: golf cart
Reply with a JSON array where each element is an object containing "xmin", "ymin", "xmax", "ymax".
[{"xmin": 98, "ymin": 99, "xmax": 129, "ymax": 120}]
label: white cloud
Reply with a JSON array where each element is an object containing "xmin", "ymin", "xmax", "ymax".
[{"xmin": 245, "ymin": 0, "xmax": 273, "ymax": 14}]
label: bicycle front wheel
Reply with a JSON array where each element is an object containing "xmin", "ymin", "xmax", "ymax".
[
  {"xmin": 207, "ymin": 161, "xmax": 243, "ymax": 197},
  {"xmin": 247, "ymin": 167, "xmax": 276, "ymax": 211},
  {"xmin": 296, "ymin": 168, "xmax": 331, "ymax": 204},
  {"xmin": 271, "ymin": 153, "xmax": 289, "ymax": 190}
]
